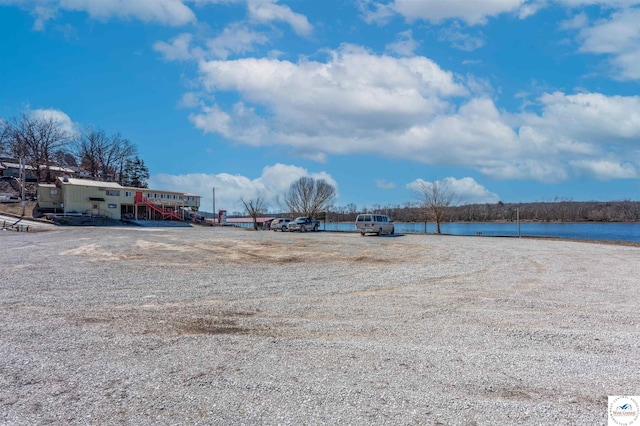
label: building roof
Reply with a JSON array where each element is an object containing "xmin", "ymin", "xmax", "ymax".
[
  {"xmin": 139, "ymin": 188, "xmax": 191, "ymax": 195},
  {"xmin": 59, "ymin": 177, "xmax": 124, "ymax": 189},
  {"xmin": 1, "ymin": 162, "xmax": 35, "ymax": 170},
  {"xmin": 48, "ymin": 165, "xmax": 75, "ymax": 173},
  {"xmin": 55, "ymin": 177, "xmax": 202, "ymax": 198}
]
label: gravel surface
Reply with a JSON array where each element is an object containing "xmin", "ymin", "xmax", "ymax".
[{"xmin": 1, "ymin": 226, "xmax": 639, "ymax": 425}]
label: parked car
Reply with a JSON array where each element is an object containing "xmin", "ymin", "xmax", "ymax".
[
  {"xmin": 287, "ymin": 216, "xmax": 320, "ymax": 232},
  {"xmin": 355, "ymin": 214, "xmax": 395, "ymax": 236},
  {"xmin": 270, "ymin": 218, "xmax": 292, "ymax": 231}
]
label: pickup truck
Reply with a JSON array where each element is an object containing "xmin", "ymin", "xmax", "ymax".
[{"xmin": 287, "ymin": 216, "xmax": 320, "ymax": 232}]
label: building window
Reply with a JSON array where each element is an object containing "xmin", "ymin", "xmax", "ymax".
[
  {"xmin": 106, "ymin": 190, "xmax": 120, "ymax": 196},
  {"xmin": 50, "ymin": 189, "xmax": 58, "ymax": 195},
  {"xmin": 125, "ymin": 191, "xmax": 133, "ymax": 197},
  {"xmin": 108, "ymin": 204, "xmax": 117, "ymax": 209}
]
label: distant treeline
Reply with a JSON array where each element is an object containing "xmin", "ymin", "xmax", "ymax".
[{"xmin": 326, "ymin": 200, "xmax": 640, "ymax": 223}]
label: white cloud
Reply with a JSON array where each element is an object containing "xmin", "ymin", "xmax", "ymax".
[
  {"xmin": 406, "ymin": 177, "xmax": 500, "ymax": 205},
  {"xmin": 2, "ymin": 0, "xmax": 196, "ymax": 28},
  {"xmin": 362, "ymin": 0, "xmax": 640, "ymax": 27},
  {"xmin": 190, "ymin": 0, "xmax": 244, "ymax": 4},
  {"xmin": 385, "ymin": 0, "xmax": 528, "ymax": 25},
  {"xmin": 478, "ymin": 158, "xmax": 571, "ymax": 183},
  {"xmin": 375, "ymin": 179, "xmax": 396, "ymax": 189},
  {"xmin": 612, "ymin": 48, "xmax": 640, "ymax": 81},
  {"xmin": 205, "ymin": 22, "xmax": 270, "ymax": 59},
  {"xmin": 247, "ymin": 0, "xmax": 312, "ymax": 36},
  {"xmin": 154, "ymin": 24, "xmax": 269, "ymax": 62},
  {"xmin": 560, "ymin": 12, "xmax": 589, "ymax": 31},
  {"xmin": 464, "ymin": 74, "xmax": 494, "ymax": 96},
  {"xmin": 574, "ymin": 7, "xmax": 640, "ymax": 80},
  {"xmin": 188, "ymin": 44, "xmax": 640, "ymax": 183},
  {"xmin": 154, "ymin": 33, "xmax": 201, "ymax": 61},
  {"xmin": 195, "ymin": 44, "xmax": 467, "ymax": 143},
  {"xmin": 388, "ymin": 97, "xmax": 520, "ymax": 168},
  {"xmin": 30, "ymin": 108, "xmax": 81, "ymax": 137},
  {"xmin": 148, "ymin": 163, "xmax": 337, "ymax": 213},
  {"xmin": 179, "ymin": 92, "xmax": 203, "ymax": 108},
  {"xmin": 385, "ymin": 30, "xmax": 419, "ymax": 56},
  {"xmin": 32, "ymin": 5, "xmax": 57, "ymax": 31},
  {"xmin": 358, "ymin": 0, "xmax": 396, "ymax": 24},
  {"xmin": 438, "ymin": 23, "xmax": 485, "ymax": 51},
  {"xmin": 504, "ymin": 91, "xmax": 640, "ymax": 180},
  {"xmin": 552, "ymin": 0, "xmax": 640, "ymax": 7},
  {"xmin": 569, "ymin": 159, "xmax": 637, "ymax": 179},
  {"xmin": 189, "ymin": 105, "xmax": 233, "ymax": 137},
  {"xmin": 517, "ymin": 1, "xmax": 545, "ymax": 19},
  {"xmin": 523, "ymin": 91, "xmax": 640, "ymax": 142},
  {"xmin": 190, "ymin": 102, "xmax": 271, "ymax": 147},
  {"xmin": 66, "ymin": 0, "xmax": 196, "ymax": 25}
]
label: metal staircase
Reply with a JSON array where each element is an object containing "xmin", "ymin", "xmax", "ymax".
[{"xmin": 135, "ymin": 193, "xmax": 183, "ymax": 221}]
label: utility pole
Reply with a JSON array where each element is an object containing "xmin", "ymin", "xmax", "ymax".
[
  {"xmin": 20, "ymin": 156, "xmax": 25, "ymax": 217},
  {"xmin": 212, "ymin": 187, "xmax": 216, "ymax": 224}
]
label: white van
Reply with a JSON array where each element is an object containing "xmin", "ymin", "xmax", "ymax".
[{"xmin": 355, "ymin": 214, "xmax": 395, "ymax": 236}]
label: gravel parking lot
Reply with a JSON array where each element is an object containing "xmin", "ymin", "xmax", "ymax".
[{"xmin": 1, "ymin": 226, "xmax": 639, "ymax": 425}]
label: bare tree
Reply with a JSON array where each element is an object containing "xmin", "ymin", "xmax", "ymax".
[
  {"xmin": 241, "ymin": 196, "xmax": 268, "ymax": 230},
  {"xmin": 98, "ymin": 132, "xmax": 134, "ymax": 182},
  {"xmin": 415, "ymin": 179, "xmax": 457, "ymax": 234},
  {"xmin": 281, "ymin": 177, "xmax": 336, "ymax": 218},
  {"xmin": 0, "ymin": 118, "xmax": 9, "ymax": 154},
  {"xmin": 2, "ymin": 114, "xmax": 72, "ymax": 182},
  {"xmin": 78, "ymin": 128, "xmax": 137, "ymax": 182},
  {"xmin": 77, "ymin": 127, "xmax": 107, "ymax": 179},
  {"xmin": 115, "ymin": 138, "xmax": 137, "ymax": 185}
]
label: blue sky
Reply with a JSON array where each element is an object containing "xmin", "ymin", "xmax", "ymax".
[{"xmin": 1, "ymin": 0, "xmax": 639, "ymax": 214}]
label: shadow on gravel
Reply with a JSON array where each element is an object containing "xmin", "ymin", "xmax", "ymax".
[
  {"xmin": 180, "ymin": 321, "xmax": 251, "ymax": 335},
  {"xmin": 73, "ymin": 310, "xmax": 265, "ymax": 337}
]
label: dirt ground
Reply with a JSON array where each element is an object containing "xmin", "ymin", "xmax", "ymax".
[{"xmin": 2, "ymin": 226, "xmax": 639, "ymax": 424}]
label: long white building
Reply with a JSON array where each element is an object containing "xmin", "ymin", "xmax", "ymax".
[{"xmin": 38, "ymin": 177, "xmax": 200, "ymax": 221}]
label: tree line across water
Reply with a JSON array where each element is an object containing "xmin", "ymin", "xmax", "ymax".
[
  {"xmin": 330, "ymin": 178, "xmax": 639, "ymax": 227},
  {"xmin": 240, "ymin": 176, "xmax": 640, "ymax": 231},
  {"xmin": 327, "ymin": 200, "xmax": 640, "ymax": 224}
]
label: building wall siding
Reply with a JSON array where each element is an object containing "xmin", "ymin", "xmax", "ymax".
[{"xmin": 37, "ymin": 178, "xmax": 200, "ymax": 221}]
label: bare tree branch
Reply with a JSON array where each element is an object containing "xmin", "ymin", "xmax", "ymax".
[
  {"xmin": 78, "ymin": 128, "xmax": 137, "ymax": 182},
  {"xmin": 416, "ymin": 179, "xmax": 458, "ymax": 234},
  {"xmin": 241, "ymin": 196, "xmax": 268, "ymax": 230},
  {"xmin": 2, "ymin": 114, "xmax": 72, "ymax": 182},
  {"xmin": 281, "ymin": 177, "xmax": 336, "ymax": 218},
  {"xmin": 77, "ymin": 127, "xmax": 107, "ymax": 180}
]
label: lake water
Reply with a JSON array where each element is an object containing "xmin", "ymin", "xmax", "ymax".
[{"xmin": 320, "ymin": 221, "xmax": 640, "ymax": 243}]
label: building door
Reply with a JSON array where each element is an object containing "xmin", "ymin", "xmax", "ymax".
[{"xmin": 91, "ymin": 203, "xmax": 100, "ymax": 216}]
